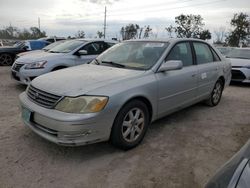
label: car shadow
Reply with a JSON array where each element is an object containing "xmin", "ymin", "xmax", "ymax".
[
  {"xmin": 230, "ymin": 81, "xmax": 250, "ymax": 87},
  {"xmin": 24, "ymin": 103, "xmax": 205, "ymax": 161}
]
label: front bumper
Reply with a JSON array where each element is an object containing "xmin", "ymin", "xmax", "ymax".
[
  {"xmin": 19, "ymin": 92, "xmax": 114, "ymax": 146},
  {"xmin": 11, "ymin": 63, "xmax": 47, "ymax": 85},
  {"xmin": 231, "ymin": 68, "xmax": 250, "ymax": 83}
]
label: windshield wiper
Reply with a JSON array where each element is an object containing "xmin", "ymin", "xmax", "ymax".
[
  {"xmin": 101, "ymin": 61, "xmax": 126, "ymax": 68},
  {"xmin": 49, "ymin": 50, "xmax": 60, "ymax": 53}
]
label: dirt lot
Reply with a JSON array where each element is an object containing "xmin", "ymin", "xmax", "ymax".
[{"xmin": 0, "ymin": 66, "xmax": 250, "ymax": 188}]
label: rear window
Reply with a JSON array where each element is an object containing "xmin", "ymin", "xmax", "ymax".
[{"xmin": 193, "ymin": 42, "xmax": 214, "ymax": 64}]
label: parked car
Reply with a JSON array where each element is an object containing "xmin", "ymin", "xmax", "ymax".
[
  {"xmin": 11, "ymin": 39, "xmax": 117, "ymax": 84},
  {"xmin": 226, "ymin": 48, "xmax": 250, "ymax": 83},
  {"xmin": 16, "ymin": 40, "xmax": 66, "ymax": 59},
  {"xmin": 19, "ymin": 39, "xmax": 231, "ymax": 149},
  {"xmin": 38, "ymin": 36, "xmax": 65, "ymax": 43},
  {"xmin": 0, "ymin": 40, "xmax": 50, "ymax": 66},
  {"xmin": 206, "ymin": 139, "xmax": 250, "ymax": 188},
  {"xmin": 216, "ymin": 47, "xmax": 235, "ymax": 56}
]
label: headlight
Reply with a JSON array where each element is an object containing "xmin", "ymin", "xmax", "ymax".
[
  {"xmin": 25, "ymin": 60, "xmax": 47, "ymax": 69},
  {"xmin": 55, "ymin": 96, "xmax": 108, "ymax": 114}
]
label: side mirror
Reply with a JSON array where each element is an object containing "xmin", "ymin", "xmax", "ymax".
[
  {"xmin": 78, "ymin": 50, "xmax": 88, "ymax": 56},
  {"xmin": 158, "ymin": 60, "xmax": 183, "ymax": 72},
  {"xmin": 23, "ymin": 46, "xmax": 29, "ymax": 51}
]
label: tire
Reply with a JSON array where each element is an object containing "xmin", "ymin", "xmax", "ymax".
[
  {"xmin": 110, "ymin": 100, "xmax": 150, "ymax": 150},
  {"xmin": 0, "ymin": 53, "xmax": 13, "ymax": 66},
  {"xmin": 205, "ymin": 79, "xmax": 224, "ymax": 106}
]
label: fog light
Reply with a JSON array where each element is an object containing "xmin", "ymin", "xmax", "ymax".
[{"xmin": 58, "ymin": 130, "xmax": 92, "ymax": 139}]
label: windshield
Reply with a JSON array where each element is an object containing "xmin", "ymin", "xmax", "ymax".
[
  {"xmin": 226, "ymin": 49, "xmax": 250, "ymax": 59},
  {"xmin": 48, "ymin": 40, "xmax": 84, "ymax": 53},
  {"xmin": 93, "ymin": 41, "xmax": 169, "ymax": 70},
  {"xmin": 43, "ymin": 40, "xmax": 65, "ymax": 51},
  {"xmin": 13, "ymin": 41, "xmax": 25, "ymax": 48}
]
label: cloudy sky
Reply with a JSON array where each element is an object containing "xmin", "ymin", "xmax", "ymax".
[{"xmin": 0, "ymin": 0, "xmax": 249, "ymax": 39}]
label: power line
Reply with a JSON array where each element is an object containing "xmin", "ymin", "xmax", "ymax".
[{"xmin": 107, "ymin": 0, "xmax": 227, "ymax": 17}]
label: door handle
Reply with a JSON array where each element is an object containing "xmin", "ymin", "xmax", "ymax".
[{"xmin": 191, "ymin": 74, "xmax": 197, "ymax": 77}]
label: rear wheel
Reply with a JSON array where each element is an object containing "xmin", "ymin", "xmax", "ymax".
[
  {"xmin": 0, "ymin": 53, "xmax": 13, "ymax": 66},
  {"xmin": 110, "ymin": 100, "xmax": 150, "ymax": 150},
  {"xmin": 206, "ymin": 79, "xmax": 223, "ymax": 106}
]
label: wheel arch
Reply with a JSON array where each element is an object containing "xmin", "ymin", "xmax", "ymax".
[
  {"xmin": 116, "ymin": 95, "xmax": 153, "ymax": 123},
  {"xmin": 218, "ymin": 76, "xmax": 225, "ymax": 89}
]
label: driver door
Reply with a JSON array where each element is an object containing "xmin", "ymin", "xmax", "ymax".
[
  {"xmin": 75, "ymin": 41, "xmax": 105, "ymax": 65},
  {"xmin": 156, "ymin": 42, "xmax": 198, "ymax": 117}
]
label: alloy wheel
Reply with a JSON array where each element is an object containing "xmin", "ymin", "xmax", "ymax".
[
  {"xmin": 0, "ymin": 54, "xmax": 13, "ymax": 66},
  {"xmin": 212, "ymin": 82, "xmax": 222, "ymax": 104},
  {"xmin": 122, "ymin": 108, "xmax": 145, "ymax": 143}
]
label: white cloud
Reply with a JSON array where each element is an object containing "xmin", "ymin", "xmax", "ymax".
[{"xmin": 0, "ymin": 0, "xmax": 249, "ymax": 39}]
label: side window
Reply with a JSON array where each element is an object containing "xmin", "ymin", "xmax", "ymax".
[
  {"xmin": 211, "ymin": 48, "xmax": 221, "ymax": 62},
  {"xmin": 105, "ymin": 42, "xmax": 116, "ymax": 49},
  {"xmin": 193, "ymin": 42, "xmax": 214, "ymax": 64},
  {"xmin": 82, "ymin": 42, "xmax": 105, "ymax": 55},
  {"xmin": 166, "ymin": 42, "xmax": 193, "ymax": 67}
]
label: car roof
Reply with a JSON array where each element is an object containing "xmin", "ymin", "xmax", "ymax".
[
  {"xmin": 26, "ymin": 40, "xmax": 49, "ymax": 43},
  {"xmin": 125, "ymin": 38, "xmax": 209, "ymax": 43},
  {"xmin": 75, "ymin": 38, "xmax": 118, "ymax": 43},
  {"xmin": 234, "ymin": 47, "xmax": 250, "ymax": 50}
]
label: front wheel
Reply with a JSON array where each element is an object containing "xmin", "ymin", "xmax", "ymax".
[
  {"xmin": 0, "ymin": 53, "xmax": 13, "ymax": 66},
  {"xmin": 206, "ymin": 79, "xmax": 224, "ymax": 106},
  {"xmin": 110, "ymin": 100, "xmax": 150, "ymax": 150}
]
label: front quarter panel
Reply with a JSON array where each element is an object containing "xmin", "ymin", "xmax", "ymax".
[{"xmin": 86, "ymin": 71, "xmax": 159, "ymax": 123}]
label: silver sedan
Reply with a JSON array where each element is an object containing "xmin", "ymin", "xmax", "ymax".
[{"xmin": 19, "ymin": 39, "xmax": 231, "ymax": 149}]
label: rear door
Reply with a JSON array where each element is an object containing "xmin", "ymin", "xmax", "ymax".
[
  {"xmin": 192, "ymin": 42, "xmax": 219, "ymax": 98},
  {"xmin": 75, "ymin": 41, "xmax": 105, "ymax": 65},
  {"xmin": 156, "ymin": 42, "xmax": 198, "ymax": 117}
]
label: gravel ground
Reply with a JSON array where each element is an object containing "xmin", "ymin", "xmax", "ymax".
[{"xmin": 0, "ymin": 66, "xmax": 250, "ymax": 188}]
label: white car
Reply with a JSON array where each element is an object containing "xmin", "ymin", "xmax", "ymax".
[
  {"xmin": 11, "ymin": 39, "xmax": 117, "ymax": 85},
  {"xmin": 226, "ymin": 48, "xmax": 250, "ymax": 83}
]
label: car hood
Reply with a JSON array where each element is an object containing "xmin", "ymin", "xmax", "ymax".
[
  {"xmin": 15, "ymin": 51, "xmax": 63, "ymax": 63},
  {"xmin": 228, "ymin": 58, "xmax": 250, "ymax": 67},
  {"xmin": 17, "ymin": 50, "xmax": 44, "ymax": 57},
  {"xmin": 31, "ymin": 64, "xmax": 145, "ymax": 96}
]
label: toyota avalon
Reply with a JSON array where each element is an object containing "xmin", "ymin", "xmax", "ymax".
[{"xmin": 19, "ymin": 39, "xmax": 231, "ymax": 149}]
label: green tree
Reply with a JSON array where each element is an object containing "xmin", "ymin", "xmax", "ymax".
[
  {"xmin": 30, "ymin": 27, "xmax": 46, "ymax": 39},
  {"xmin": 97, "ymin": 31, "xmax": 104, "ymax": 38},
  {"xmin": 165, "ymin": 25, "xmax": 175, "ymax": 38},
  {"xmin": 226, "ymin": 13, "xmax": 249, "ymax": 46},
  {"xmin": 143, "ymin": 25, "xmax": 152, "ymax": 38},
  {"xmin": 166, "ymin": 14, "xmax": 211, "ymax": 40},
  {"xmin": 120, "ymin": 24, "xmax": 140, "ymax": 40},
  {"xmin": 75, "ymin": 30, "xmax": 85, "ymax": 38},
  {"xmin": 199, "ymin": 29, "xmax": 211, "ymax": 40}
]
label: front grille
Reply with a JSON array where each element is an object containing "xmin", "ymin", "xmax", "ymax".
[
  {"xmin": 11, "ymin": 71, "xmax": 20, "ymax": 81},
  {"xmin": 13, "ymin": 63, "xmax": 24, "ymax": 72},
  {"xmin": 27, "ymin": 85, "xmax": 62, "ymax": 108},
  {"xmin": 231, "ymin": 70, "xmax": 246, "ymax": 80},
  {"xmin": 232, "ymin": 66, "xmax": 242, "ymax": 68}
]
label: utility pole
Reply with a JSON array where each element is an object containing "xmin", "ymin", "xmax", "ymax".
[
  {"xmin": 103, "ymin": 6, "xmax": 107, "ymax": 39},
  {"xmin": 38, "ymin": 17, "xmax": 41, "ymax": 31}
]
